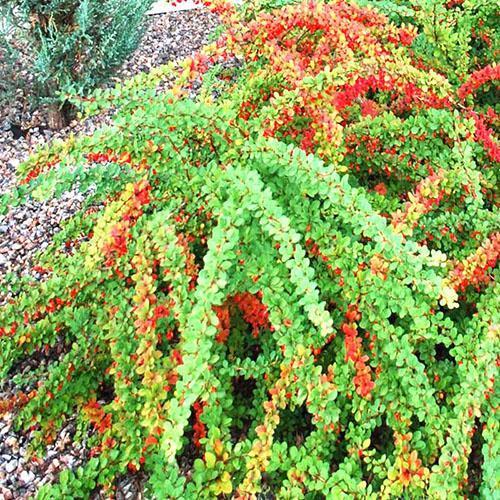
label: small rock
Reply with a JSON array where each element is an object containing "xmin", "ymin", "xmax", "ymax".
[
  {"xmin": 4, "ymin": 460, "xmax": 17, "ymax": 473},
  {"xmin": 19, "ymin": 469, "xmax": 35, "ymax": 485},
  {"xmin": 7, "ymin": 158, "xmax": 19, "ymax": 169},
  {"xmin": 0, "ymin": 486, "xmax": 13, "ymax": 500},
  {"xmin": 5, "ymin": 436, "xmax": 18, "ymax": 449}
]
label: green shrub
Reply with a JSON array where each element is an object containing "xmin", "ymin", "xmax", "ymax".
[
  {"xmin": 0, "ymin": 0, "xmax": 498, "ymax": 498},
  {"xmin": 0, "ymin": 4, "xmax": 20, "ymax": 110},
  {"xmin": 0, "ymin": 0, "xmax": 154, "ymax": 127},
  {"xmin": 409, "ymin": 0, "xmax": 498, "ymax": 83}
]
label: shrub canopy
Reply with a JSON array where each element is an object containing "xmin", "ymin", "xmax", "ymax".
[{"xmin": 0, "ymin": 0, "xmax": 498, "ymax": 498}]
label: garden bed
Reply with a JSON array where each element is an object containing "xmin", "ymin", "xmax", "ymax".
[{"xmin": 0, "ymin": 0, "xmax": 498, "ymax": 498}]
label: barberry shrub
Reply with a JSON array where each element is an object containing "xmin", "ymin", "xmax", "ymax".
[
  {"xmin": 409, "ymin": 0, "xmax": 498, "ymax": 83},
  {"xmin": 245, "ymin": 0, "xmax": 498, "ymax": 92},
  {"xmin": 0, "ymin": 0, "xmax": 154, "ymax": 128},
  {"xmin": 1, "ymin": 0, "xmax": 498, "ymax": 498}
]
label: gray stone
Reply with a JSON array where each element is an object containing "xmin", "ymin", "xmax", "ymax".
[
  {"xmin": 4, "ymin": 460, "xmax": 17, "ymax": 473},
  {"xmin": 19, "ymin": 469, "xmax": 35, "ymax": 484}
]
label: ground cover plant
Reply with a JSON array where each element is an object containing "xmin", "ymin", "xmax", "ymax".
[{"xmin": 0, "ymin": 0, "xmax": 498, "ymax": 497}]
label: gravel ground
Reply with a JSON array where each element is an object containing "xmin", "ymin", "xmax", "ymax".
[{"xmin": 0, "ymin": 8, "xmax": 219, "ymax": 499}]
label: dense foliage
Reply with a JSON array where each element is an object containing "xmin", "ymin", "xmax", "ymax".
[
  {"xmin": 0, "ymin": 3, "xmax": 20, "ymax": 109},
  {"xmin": 0, "ymin": 0, "xmax": 154, "ymax": 127},
  {"xmin": 354, "ymin": 0, "xmax": 498, "ymax": 80},
  {"xmin": 0, "ymin": 0, "xmax": 498, "ymax": 497}
]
